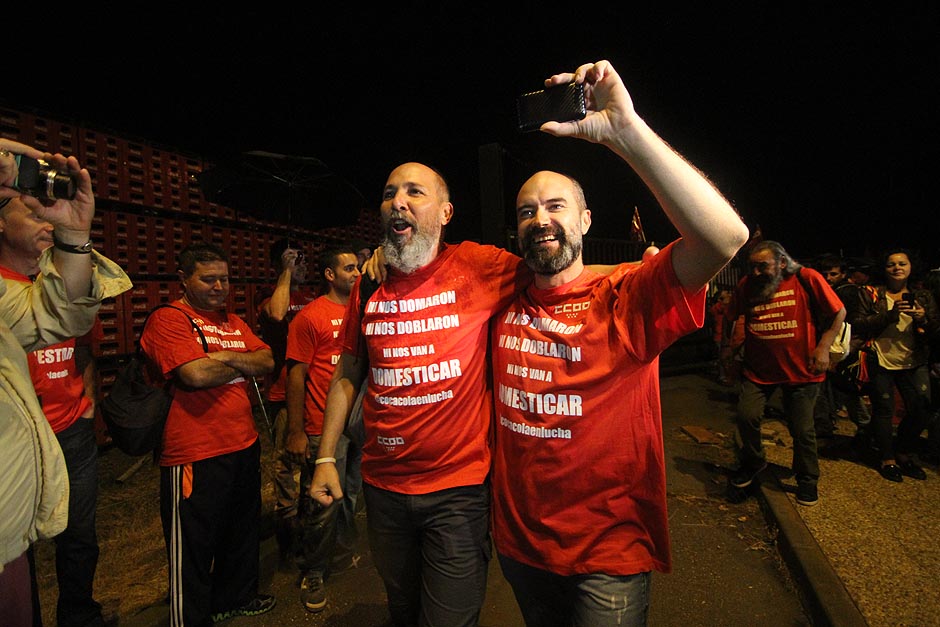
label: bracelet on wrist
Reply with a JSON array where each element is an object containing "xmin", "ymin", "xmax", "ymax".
[{"xmin": 314, "ymin": 457, "xmax": 337, "ymax": 465}]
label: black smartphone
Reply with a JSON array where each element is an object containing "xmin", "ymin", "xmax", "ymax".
[
  {"xmin": 902, "ymin": 293, "xmax": 915, "ymax": 305},
  {"xmin": 516, "ymin": 82, "xmax": 587, "ymax": 133}
]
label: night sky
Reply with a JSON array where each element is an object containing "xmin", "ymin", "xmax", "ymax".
[{"xmin": 6, "ymin": 6, "xmax": 938, "ymax": 268}]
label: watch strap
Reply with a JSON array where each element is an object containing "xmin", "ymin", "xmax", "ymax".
[{"xmin": 52, "ymin": 232, "xmax": 93, "ymax": 254}]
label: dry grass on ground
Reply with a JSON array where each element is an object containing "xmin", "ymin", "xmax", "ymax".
[{"xmin": 35, "ymin": 413, "xmax": 280, "ymax": 625}]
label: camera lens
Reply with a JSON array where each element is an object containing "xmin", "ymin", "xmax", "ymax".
[
  {"xmin": 42, "ymin": 164, "xmax": 76, "ymax": 201},
  {"xmin": 13, "ymin": 156, "xmax": 77, "ymax": 201}
]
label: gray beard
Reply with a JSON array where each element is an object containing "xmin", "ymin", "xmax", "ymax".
[
  {"xmin": 383, "ymin": 225, "xmax": 442, "ymax": 274},
  {"xmin": 748, "ymin": 273, "xmax": 783, "ymax": 304}
]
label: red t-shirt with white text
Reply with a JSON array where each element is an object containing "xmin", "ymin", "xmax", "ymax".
[
  {"xmin": 490, "ymin": 243, "xmax": 704, "ymax": 576},
  {"xmin": 342, "ymin": 241, "xmax": 528, "ymax": 494},
  {"xmin": 285, "ymin": 295, "xmax": 346, "ymax": 435},
  {"xmin": 730, "ymin": 268, "xmax": 843, "ymax": 384},
  {"xmin": 1, "ymin": 265, "xmax": 98, "ymax": 433},
  {"xmin": 257, "ymin": 289, "xmax": 315, "ymax": 402},
  {"xmin": 141, "ymin": 300, "xmax": 270, "ymax": 466}
]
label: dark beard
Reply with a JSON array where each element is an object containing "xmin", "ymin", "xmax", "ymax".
[
  {"xmin": 521, "ymin": 225, "xmax": 581, "ymax": 275},
  {"xmin": 746, "ymin": 272, "xmax": 783, "ymax": 304}
]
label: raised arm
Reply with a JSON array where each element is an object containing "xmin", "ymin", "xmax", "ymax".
[
  {"xmin": 1, "ymin": 140, "xmax": 98, "ymax": 300},
  {"xmin": 540, "ymin": 60, "xmax": 749, "ymax": 289},
  {"xmin": 263, "ymin": 248, "xmax": 302, "ymax": 322}
]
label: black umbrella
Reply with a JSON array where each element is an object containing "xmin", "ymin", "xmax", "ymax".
[{"xmin": 197, "ymin": 150, "xmax": 367, "ymax": 230}]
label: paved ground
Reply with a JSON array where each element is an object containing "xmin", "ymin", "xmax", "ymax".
[
  {"xmin": 124, "ymin": 370, "xmax": 812, "ymax": 627},
  {"xmin": 45, "ymin": 368, "xmax": 940, "ymax": 626}
]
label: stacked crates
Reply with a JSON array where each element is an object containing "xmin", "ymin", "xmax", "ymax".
[{"xmin": 1, "ymin": 102, "xmax": 382, "ymax": 443}]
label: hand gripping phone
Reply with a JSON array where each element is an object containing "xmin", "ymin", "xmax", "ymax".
[{"xmin": 515, "ymin": 82, "xmax": 587, "ymax": 133}]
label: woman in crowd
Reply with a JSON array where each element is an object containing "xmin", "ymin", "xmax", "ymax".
[{"xmin": 849, "ymin": 248, "xmax": 940, "ymax": 481}]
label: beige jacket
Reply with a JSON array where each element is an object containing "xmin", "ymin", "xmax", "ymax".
[{"xmin": 0, "ymin": 249, "xmax": 131, "ymax": 570}]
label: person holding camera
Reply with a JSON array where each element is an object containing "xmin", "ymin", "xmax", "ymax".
[
  {"xmin": 0, "ymin": 140, "xmax": 131, "ymax": 627},
  {"xmin": 255, "ymin": 238, "xmax": 314, "ymax": 560},
  {"xmin": 487, "ymin": 60, "xmax": 748, "ymax": 626},
  {"xmin": 848, "ymin": 247, "xmax": 940, "ymax": 482},
  {"xmin": 283, "ymin": 246, "xmax": 361, "ymax": 613},
  {"xmin": 0, "ymin": 185, "xmax": 107, "ymax": 627}
]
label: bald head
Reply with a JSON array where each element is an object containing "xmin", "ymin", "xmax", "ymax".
[{"xmin": 380, "ymin": 162, "xmax": 454, "ymax": 273}]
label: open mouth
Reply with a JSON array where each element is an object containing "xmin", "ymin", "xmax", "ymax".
[
  {"xmin": 533, "ymin": 233, "xmax": 557, "ymax": 245},
  {"xmin": 390, "ymin": 217, "xmax": 413, "ymax": 235}
]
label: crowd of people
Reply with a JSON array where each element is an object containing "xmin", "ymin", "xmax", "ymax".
[
  {"xmin": 3, "ymin": 56, "xmax": 938, "ymax": 627},
  {"xmin": 710, "ymin": 244, "xmax": 940, "ymax": 500}
]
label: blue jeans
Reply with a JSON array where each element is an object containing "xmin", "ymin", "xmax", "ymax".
[
  {"xmin": 364, "ymin": 483, "xmax": 491, "ymax": 627},
  {"xmin": 737, "ymin": 378, "xmax": 820, "ymax": 486},
  {"xmin": 868, "ymin": 361, "xmax": 931, "ymax": 461},
  {"xmin": 55, "ymin": 417, "xmax": 104, "ymax": 627},
  {"xmin": 498, "ymin": 554, "xmax": 651, "ymax": 627}
]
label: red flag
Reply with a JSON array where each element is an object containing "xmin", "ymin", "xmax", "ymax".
[{"xmin": 629, "ymin": 206, "xmax": 646, "ymax": 242}]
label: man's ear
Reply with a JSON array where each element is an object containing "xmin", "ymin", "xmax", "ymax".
[
  {"xmin": 441, "ymin": 202, "xmax": 454, "ymax": 225},
  {"xmin": 581, "ymin": 209, "xmax": 592, "ymax": 235}
]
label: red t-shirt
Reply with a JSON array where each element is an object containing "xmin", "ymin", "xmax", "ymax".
[
  {"xmin": 1, "ymin": 265, "xmax": 99, "ymax": 434},
  {"xmin": 730, "ymin": 268, "xmax": 843, "ymax": 384},
  {"xmin": 257, "ymin": 289, "xmax": 315, "ymax": 402},
  {"xmin": 140, "ymin": 300, "xmax": 270, "ymax": 466},
  {"xmin": 285, "ymin": 295, "xmax": 346, "ymax": 435},
  {"xmin": 490, "ymin": 243, "xmax": 705, "ymax": 577},
  {"xmin": 342, "ymin": 241, "xmax": 528, "ymax": 494}
]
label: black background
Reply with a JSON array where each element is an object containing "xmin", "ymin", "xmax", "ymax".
[{"xmin": 6, "ymin": 5, "xmax": 938, "ymax": 270}]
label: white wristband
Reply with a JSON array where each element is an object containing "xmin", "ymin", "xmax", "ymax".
[{"xmin": 314, "ymin": 457, "xmax": 337, "ymax": 465}]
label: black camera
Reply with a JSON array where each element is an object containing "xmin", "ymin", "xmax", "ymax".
[{"xmin": 12, "ymin": 155, "xmax": 77, "ymax": 201}]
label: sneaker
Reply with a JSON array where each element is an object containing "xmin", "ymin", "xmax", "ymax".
[
  {"xmin": 330, "ymin": 552, "xmax": 362, "ymax": 574},
  {"xmin": 729, "ymin": 462, "xmax": 768, "ymax": 489},
  {"xmin": 300, "ymin": 574, "xmax": 326, "ymax": 613},
  {"xmin": 211, "ymin": 594, "xmax": 276, "ymax": 622},
  {"xmin": 795, "ymin": 483, "xmax": 818, "ymax": 507}
]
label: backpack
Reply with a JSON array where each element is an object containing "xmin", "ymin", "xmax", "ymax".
[
  {"xmin": 100, "ymin": 304, "xmax": 208, "ymax": 456},
  {"xmin": 795, "ymin": 268, "xmax": 851, "ymax": 363}
]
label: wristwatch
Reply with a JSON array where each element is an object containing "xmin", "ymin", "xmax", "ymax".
[{"xmin": 52, "ymin": 233, "xmax": 94, "ymax": 254}]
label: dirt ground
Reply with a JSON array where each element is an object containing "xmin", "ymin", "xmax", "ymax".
[
  {"xmin": 34, "ymin": 380, "xmax": 798, "ymax": 626},
  {"xmin": 33, "ymin": 410, "xmax": 283, "ymax": 626}
]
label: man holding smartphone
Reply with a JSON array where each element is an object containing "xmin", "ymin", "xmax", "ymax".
[
  {"xmin": 489, "ymin": 60, "xmax": 748, "ymax": 626},
  {"xmin": 312, "ymin": 59, "xmax": 748, "ymax": 627}
]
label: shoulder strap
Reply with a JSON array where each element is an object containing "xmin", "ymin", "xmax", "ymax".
[{"xmin": 138, "ymin": 303, "xmax": 209, "ymax": 355}]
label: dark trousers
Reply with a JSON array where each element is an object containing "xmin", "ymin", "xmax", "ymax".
[
  {"xmin": 54, "ymin": 417, "xmax": 104, "ymax": 627},
  {"xmin": 0, "ymin": 551, "xmax": 34, "ymax": 627},
  {"xmin": 868, "ymin": 361, "xmax": 931, "ymax": 461},
  {"xmin": 160, "ymin": 440, "xmax": 262, "ymax": 627},
  {"xmin": 364, "ymin": 483, "xmax": 491, "ymax": 627},
  {"xmin": 335, "ymin": 439, "xmax": 363, "ymax": 561},
  {"xmin": 737, "ymin": 378, "xmax": 821, "ymax": 486},
  {"xmin": 269, "ymin": 403, "xmax": 299, "ymax": 519},
  {"xmin": 295, "ymin": 434, "xmax": 350, "ymax": 578},
  {"xmin": 498, "ymin": 554, "xmax": 651, "ymax": 627}
]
